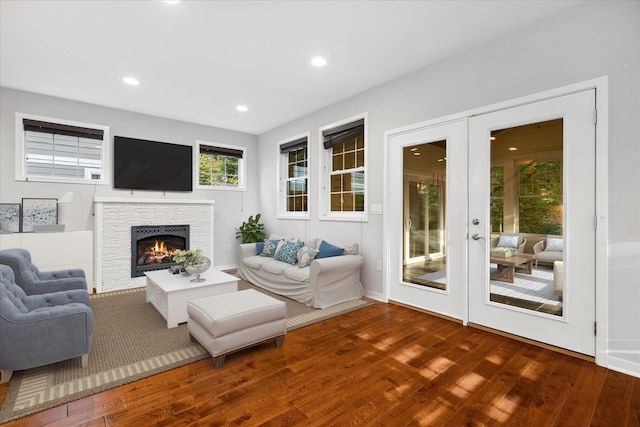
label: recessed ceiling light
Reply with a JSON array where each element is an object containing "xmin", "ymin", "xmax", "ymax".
[
  {"xmin": 508, "ymin": 147, "xmax": 518, "ymax": 151},
  {"xmin": 236, "ymin": 105, "xmax": 248, "ymax": 112},
  {"xmin": 123, "ymin": 76, "xmax": 139, "ymax": 86},
  {"xmin": 311, "ymin": 56, "xmax": 327, "ymax": 67}
]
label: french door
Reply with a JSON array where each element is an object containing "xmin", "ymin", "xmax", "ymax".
[
  {"xmin": 468, "ymin": 90, "xmax": 596, "ymax": 356},
  {"xmin": 388, "ymin": 120, "xmax": 467, "ymax": 320},
  {"xmin": 387, "ymin": 89, "xmax": 596, "ymax": 356}
]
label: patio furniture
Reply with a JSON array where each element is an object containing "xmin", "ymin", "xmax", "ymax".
[
  {"xmin": 490, "ymin": 233, "xmax": 527, "ymax": 254},
  {"xmin": 554, "ymin": 261, "xmax": 564, "ymax": 299},
  {"xmin": 533, "ymin": 235, "xmax": 564, "ymax": 267},
  {"xmin": 0, "ymin": 265, "xmax": 93, "ymax": 383},
  {"xmin": 489, "ymin": 253, "xmax": 535, "ymax": 283},
  {"xmin": 0, "ymin": 248, "xmax": 87, "ymax": 295}
]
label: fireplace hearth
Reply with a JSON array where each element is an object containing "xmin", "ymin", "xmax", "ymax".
[{"xmin": 131, "ymin": 225, "xmax": 189, "ymax": 277}]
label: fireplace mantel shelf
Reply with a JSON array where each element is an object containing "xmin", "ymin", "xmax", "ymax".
[{"xmin": 94, "ymin": 197, "xmax": 215, "ymax": 205}]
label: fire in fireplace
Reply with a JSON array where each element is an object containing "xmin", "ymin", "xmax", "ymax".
[{"xmin": 131, "ymin": 225, "xmax": 189, "ymax": 277}]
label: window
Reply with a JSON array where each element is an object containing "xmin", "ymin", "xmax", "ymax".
[
  {"xmin": 15, "ymin": 113, "xmax": 109, "ymax": 184},
  {"xmin": 196, "ymin": 141, "xmax": 245, "ymax": 190},
  {"xmin": 490, "ymin": 166, "xmax": 504, "ymax": 232},
  {"xmin": 320, "ymin": 115, "xmax": 367, "ymax": 221},
  {"xmin": 518, "ymin": 160, "xmax": 563, "ymax": 234},
  {"xmin": 278, "ymin": 134, "xmax": 309, "ymax": 219}
]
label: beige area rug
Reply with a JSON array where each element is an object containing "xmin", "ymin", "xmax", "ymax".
[{"xmin": 0, "ymin": 280, "xmax": 372, "ymax": 423}]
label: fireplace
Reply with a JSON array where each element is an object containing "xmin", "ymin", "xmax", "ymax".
[{"xmin": 131, "ymin": 225, "xmax": 189, "ymax": 277}]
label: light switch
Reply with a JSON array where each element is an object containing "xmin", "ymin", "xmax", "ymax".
[{"xmin": 371, "ymin": 204, "xmax": 382, "ymax": 215}]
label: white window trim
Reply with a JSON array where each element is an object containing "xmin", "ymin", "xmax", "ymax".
[
  {"xmin": 277, "ymin": 132, "xmax": 310, "ymax": 220},
  {"xmin": 194, "ymin": 140, "xmax": 246, "ymax": 191},
  {"xmin": 318, "ymin": 112, "xmax": 368, "ymax": 222},
  {"xmin": 15, "ymin": 112, "xmax": 110, "ymax": 185}
]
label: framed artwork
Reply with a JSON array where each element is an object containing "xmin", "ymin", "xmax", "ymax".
[
  {"xmin": 21, "ymin": 198, "xmax": 58, "ymax": 233},
  {"xmin": 0, "ymin": 203, "xmax": 21, "ymax": 233}
]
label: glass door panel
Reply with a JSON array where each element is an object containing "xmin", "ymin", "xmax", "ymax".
[
  {"xmin": 403, "ymin": 142, "xmax": 447, "ymax": 290},
  {"xmin": 489, "ymin": 119, "xmax": 564, "ymax": 316}
]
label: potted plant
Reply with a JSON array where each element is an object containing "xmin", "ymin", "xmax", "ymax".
[{"xmin": 235, "ymin": 214, "xmax": 266, "ymax": 243}]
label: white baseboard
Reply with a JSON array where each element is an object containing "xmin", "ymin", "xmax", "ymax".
[
  {"xmin": 364, "ymin": 289, "xmax": 385, "ymax": 302},
  {"xmin": 607, "ymin": 353, "xmax": 640, "ymax": 379},
  {"xmin": 215, "ymin": 263, "xmax": 238, "ymax": 272}
]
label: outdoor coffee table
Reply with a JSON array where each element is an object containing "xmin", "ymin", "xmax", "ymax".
[
  {"xmin": 145, "ymin": 269, "xmax": 238, "ymax": 328},
  {"xmin": 489, "ymin": 253, "xmax": 535, "ymax": 284}
]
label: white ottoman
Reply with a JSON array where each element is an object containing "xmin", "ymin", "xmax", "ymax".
[{"xmin": 187, "ymin": 289, "xmax": 286, "ymax": 368}]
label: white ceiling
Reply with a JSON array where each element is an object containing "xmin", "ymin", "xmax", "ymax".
[{"xmin": 0, "ymin": 1, "xmax": 581, "ymax": 135}]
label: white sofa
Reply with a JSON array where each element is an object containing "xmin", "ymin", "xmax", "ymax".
[{"xmin": 236, "ymin": 238, "xmax": 365, "ymax": 309}]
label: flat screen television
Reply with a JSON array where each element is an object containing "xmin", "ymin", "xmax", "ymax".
[{"xmin": 113, "ymin": 136, "xmax": 193, "ymax": 192}]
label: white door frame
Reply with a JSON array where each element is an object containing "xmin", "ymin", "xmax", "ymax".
[{"xmin": 383, "ymin": 77, "xmax": 608, "ymax": 365}]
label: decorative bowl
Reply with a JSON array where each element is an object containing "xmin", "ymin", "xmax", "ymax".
[{"xmin": 185, "ymin": 256, "xmax": 211, "ymax": 282}]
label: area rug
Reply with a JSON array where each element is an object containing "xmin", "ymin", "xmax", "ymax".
[
  {"xmin": 414, "ymin": 266, "xmax": 560, "ymax": 307},
  {"xmin": 416, "ymin": 269, "xmax": 447, "ymax": 285},
  {"xmin": 489, "ymin": 265, "xmax": 560, "ymax": 307},
  {"xmin": 0, "ymin": 280, "xmax": 372, "ymax": 423}
]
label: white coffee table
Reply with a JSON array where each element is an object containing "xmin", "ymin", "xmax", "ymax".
[{"xmin": 145, "ymin": 269, "xmax": 238, "ymax": 328}]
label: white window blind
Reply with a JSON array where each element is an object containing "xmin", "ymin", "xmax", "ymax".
[{"xmin": 18, "ymin": 116, "xmax": 107, "ymax": 183}]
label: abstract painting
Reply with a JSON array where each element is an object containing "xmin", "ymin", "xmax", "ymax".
[
  {"xmin": 21, "ymin": 198, "xmax": 57, "ymax": 232},
  {"xmin": 0, "ymin": 203, "xmax": 21, "ymax": 233}
]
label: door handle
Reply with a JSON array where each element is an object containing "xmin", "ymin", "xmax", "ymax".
[{"xmin": 471, "ymin": 233, "xmax": 484, "ymax": 240}]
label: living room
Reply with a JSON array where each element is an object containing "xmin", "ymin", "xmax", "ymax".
[{"xmin": 1, "ymin": 0, "xmax": 639, "ymax": 424}]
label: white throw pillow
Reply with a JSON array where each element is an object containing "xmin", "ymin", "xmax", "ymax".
[
  {"xmin": 546, "ymin": 237, "xmax": 563, "ymax": 252},
  {"xmin": 497, "ymin": 235, "xmax": 519, "ymax": 249}
]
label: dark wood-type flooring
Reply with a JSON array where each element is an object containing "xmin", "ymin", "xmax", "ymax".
[{"xmin": 1, "ymin": 302, "xmax": 638, "ymax": 426}]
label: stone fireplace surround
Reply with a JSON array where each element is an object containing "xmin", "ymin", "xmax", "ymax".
[{"xmin": 94, "ymin": 197, "xmax": 215, "ymax": 293}]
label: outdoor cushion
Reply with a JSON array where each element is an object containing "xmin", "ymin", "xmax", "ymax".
[
  {"xmin": 497, "ymin": 235, "xmax": 519, "ymax": 248},
  {"xmin": 546, "ymin": 236, "xmax": 564, "ymax": 252}
]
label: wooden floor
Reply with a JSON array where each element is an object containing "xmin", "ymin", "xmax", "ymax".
[{"xmin": 1, "ymin": 302, "xmax": 638, "ymax": 426}]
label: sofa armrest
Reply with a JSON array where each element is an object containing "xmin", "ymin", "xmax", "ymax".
[
  {"xmin": 533, "ymin": 240, "xmax": 544, "ymax": 255},
  {"xmin": 311, "ymin": 254, "xmax": 364, "ymax": 275},
  {"xmin": 309, "ymin": 255, "xmax": 365, "ymax": 309},
  {"xmin": 238, "ymin": 243, "xmax": 258, "ymax": 261}
]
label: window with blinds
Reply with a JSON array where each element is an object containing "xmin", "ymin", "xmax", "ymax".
[
  {"xmin": 17, "ymin": 114, "xmax": 108, "ymax": 184},
  {"xmin": 321, "ymin": 117, "xmax": 366, "ymax": 218},
  {"xmin": 278, "ymin": 135, "xmax": 309, "ymax": 218},
  {"xmin": 196, "ymin": 141, "xmax": 245, "ymax": 190}
]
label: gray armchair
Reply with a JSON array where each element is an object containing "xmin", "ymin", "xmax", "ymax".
[
  {"xmin": 0, "ymin": 265, "xmax": 93, "ymax": 383},
  {"xmin": 0, "ymin": 248, "xmax": 87, "ymax": 295}
]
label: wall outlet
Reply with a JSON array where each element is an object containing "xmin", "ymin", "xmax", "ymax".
[{"xmin": 376, "ymin": 260, "xmax": 383, "ymax": 272}]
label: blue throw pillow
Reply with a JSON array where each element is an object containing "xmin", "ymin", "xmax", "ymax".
[
  {"xmin": 316, "ymin": 240, "xmax": 344, "ymax": 259},
  {"xmin": 261, "ymin": 239, "xmax": 281, "ymax": 257},
  {"xmin": 275, "ymin": 240, "xmax": 304, "ymax": 265},
  {"xmin": 255, "ymin": 241, "xmax": 265, "ymax": 255}
]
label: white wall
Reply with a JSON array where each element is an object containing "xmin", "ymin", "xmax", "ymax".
[
  {"xmin": 0, "ymin": 88, "xmax": 259, "ymax": 268},
  {"xmin": 257, "ymin": 1, "xmax": 640, "ymax": 372}
]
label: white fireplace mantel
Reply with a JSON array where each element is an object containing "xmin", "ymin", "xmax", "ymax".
[
  {"xmin": 94, "ymin": 197, "xmax": 216, "ymax": 205},
  {"xmin": 94, "ymin": 197, "xmax": 215, "ymax": 293}
]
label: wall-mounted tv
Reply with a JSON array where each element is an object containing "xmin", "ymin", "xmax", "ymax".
[{"xmin": 113, "ymin": 136, "xmax": 193, "ymax": 192}]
